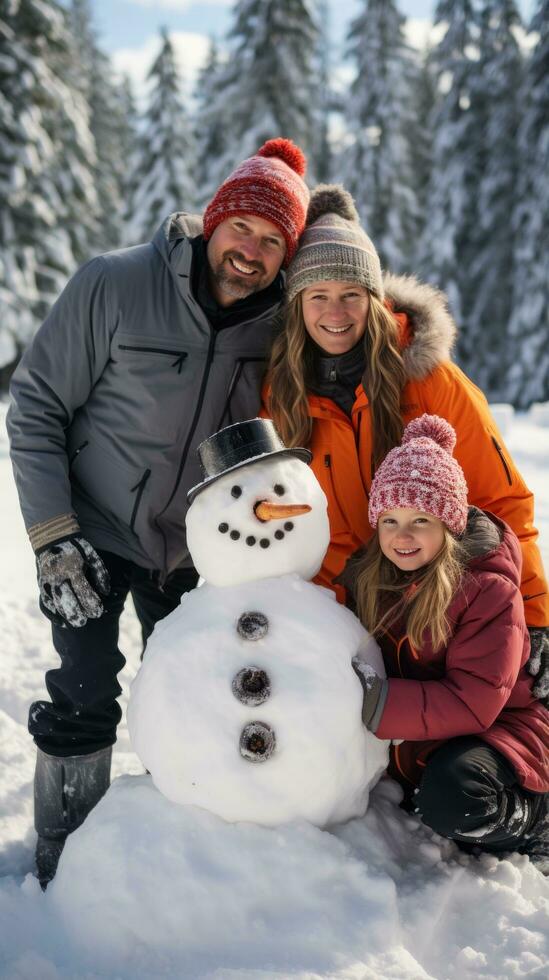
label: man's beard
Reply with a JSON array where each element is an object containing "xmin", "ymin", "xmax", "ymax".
[{"xmin": 210, "ymin": 251, "xmax": 267, "ymax": 300}]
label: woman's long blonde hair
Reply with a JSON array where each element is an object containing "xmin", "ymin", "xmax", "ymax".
[
  {"xmin": 354, "ymin": 529, "xmax": 466, "ymax": 652},
  {"xmin": 267, "ymin": 291, "xmax": 407, "ymax": 468}
]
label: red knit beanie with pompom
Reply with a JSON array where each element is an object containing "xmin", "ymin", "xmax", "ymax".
[
  {"xmin": 368, "ymin": 414, "xmax": 469, "ymax": 535},
  {"xmin": 203, "ymin": 138, "xmax": 309, "ymax": 266}
]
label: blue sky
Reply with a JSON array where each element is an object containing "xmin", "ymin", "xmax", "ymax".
[
  {"xmin": 87, "ymin": 0, "xmax": 536, "ymax": 101},
  {"xmin": 92, "ymin": 0, "xmax": 535, "ymax": 53}
]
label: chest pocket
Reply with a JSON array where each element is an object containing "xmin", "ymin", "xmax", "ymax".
[
  {"xmin": 215, "ymin": 356, "xmax": 268, "ymax": 431},
  {"xmin": 108, "ymin": 333, "xmax": 195, "ymax": 442},
  {"xmin": 112, "ymin": 336, "xmax": 189, "ymax": 381}
]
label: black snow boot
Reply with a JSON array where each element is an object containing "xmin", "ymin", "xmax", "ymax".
[
  {"xmin": 34, "ymin": 745, "xmax": 112, "ymax": 890},
  {"xmin": 517, "ymin": 793, "xmax": 549, "ymax": 875}
]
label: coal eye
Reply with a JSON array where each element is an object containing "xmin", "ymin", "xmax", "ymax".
[
  {"xmin": 273, "ymin": 484, "xmax": 285, "ymax": 496},
  {"xmin": 231, "ymin": 485, "xmax": 242, "ymax": 498}
]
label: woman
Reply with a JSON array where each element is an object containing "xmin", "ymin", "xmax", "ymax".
[{"xmin": 264, "ymin": 185, "xmax": 548, "ymax": 691}]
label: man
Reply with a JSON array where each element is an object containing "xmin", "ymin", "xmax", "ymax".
[{"xmin": 7, "ymin": 137, "xmax": 309, "ymax": 886}]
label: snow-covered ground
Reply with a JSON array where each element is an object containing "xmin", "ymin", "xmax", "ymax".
[{"xmin": 0, "ymin": 399, "xmax": 548, "ymax": 980}]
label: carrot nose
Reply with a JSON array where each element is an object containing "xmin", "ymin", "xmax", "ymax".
[{"xmin": 254, "ymin": 501, "xmax": 311, "ymax": 522}]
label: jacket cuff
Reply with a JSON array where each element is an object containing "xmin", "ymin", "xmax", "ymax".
[
  {"xmin": 369, "ymin": 679, "xmax": 389, "ymax": 734},
  {"xmin": 28, "ymin": 514, "xmax": 81, "ymax": 553}
]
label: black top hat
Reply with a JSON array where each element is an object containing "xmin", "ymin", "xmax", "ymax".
[{"xmin": 187, "ymin": 419, "xmax": 312, "ymax": 504}]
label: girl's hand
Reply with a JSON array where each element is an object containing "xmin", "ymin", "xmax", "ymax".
[{"xmin": 527, "ymin": 627, "xmax": 549, "ymax": 708}]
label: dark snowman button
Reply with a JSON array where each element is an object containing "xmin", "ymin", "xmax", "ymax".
[
  {"xmin": 232, "ymin": 666, "xmax": 271, "ymax": 706},
  {"xmin": 239, "ymin": 722, "xmax": 276, "ymax": 763},
  {"xmin": 237, "ymin": 611, "xmax": 269, "ymax": 640}
]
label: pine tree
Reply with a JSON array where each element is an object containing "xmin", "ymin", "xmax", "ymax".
[
  {"xmin": 0, "ymin": 0, "xmax": 97, "ymax": 364},
  {"xmin": 203, "ymin": 0, "xmax": 321, "ymax": 195},
  {"xmin": 0, "ymin": 5, "xmax": 38, "ymax": 365},
  {"xmin": 465, "ymin": 0, "xmax": 523, "ymax": 398},
  {"xmin": 412, "ymin": 48, "xmax": 437, "ymax": 245},
  {"xmin": 418, "ymin": 1, "xmax": 480, "ymax": 324},
  {"xmin": 507, "ymin": 0, "xmax": 549, "ymax": 407},
  {"xmin": 127, "ymin": 28, "xmax": 196, "ymax": 244},
  {"xmin": 341, "ymin": 0, "xmax": 420, "ymax": 272},
  {"xmin": 118, "ymin": 75, "xmax": 140, "ymax": 227},
  {"xmin": 193, "ymin": 39, "xmax": 230, "ymax": 209},
  {"xmin": 313, "ymin": 0, "xmax": 332, "ymax": 183},
  {"xmin": 70, "ymin": 0, "xmax": 131, "ymax": 253}
]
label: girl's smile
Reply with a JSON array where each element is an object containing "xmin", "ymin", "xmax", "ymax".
[{"xmin": 378, "ymin": 507, "xmax": 446, "ymax": 571}]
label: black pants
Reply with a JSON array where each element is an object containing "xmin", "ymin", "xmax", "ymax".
[
  {"xmin": 415, "ymin": 736, "xmax": 546, "ymax": 854},
  {"xmin": 29, "ymin": 550, "xmax": 199, "ymax": 757}
]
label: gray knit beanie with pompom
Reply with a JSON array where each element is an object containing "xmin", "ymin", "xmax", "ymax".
[{"xmin": 285, "ymin": 184, "xmax": 384, "ymax": 304}]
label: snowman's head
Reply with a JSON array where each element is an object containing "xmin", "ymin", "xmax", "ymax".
[{"xmin": 186, "ymin": 455, "xmax": 330, "ymax": 586}]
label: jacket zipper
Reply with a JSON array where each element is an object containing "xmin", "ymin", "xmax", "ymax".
[
  {"xmin": 155, "ymin": 329, "xmax": 217, "ymax": 574},
  {"xmin": 355, "ymin": 409, "xmax": 362, "ymax": 449},
  {"xmin": 118, "ymin": 345, "xmax": 187, "ymax": 356},
  {"xmin": 68, "ymin": 441, "xmax": 89, "ymax": 468},
  {"xmin": 130, "ymin": 469, "xmax": 151, "ymax": 531},
  {"xmin": 215, "ymin": 356, "xmax": 267, "ymax": 432},
  {"xmin": 491, "ymin": 436, "xmax": 512, "ymax": 485}
]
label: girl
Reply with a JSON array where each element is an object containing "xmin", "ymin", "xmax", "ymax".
[
  {"xmin": 265, "ymin": 184, "xmax": 548, "ymax": 701},
  {"xmin": 344, "ymin": 413, "xmax": 548, "ymax": 863}
]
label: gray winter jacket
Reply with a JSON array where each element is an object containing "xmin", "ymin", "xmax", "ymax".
[{"xmin": 7, "ymin": 214, "xmax": 282, "ymax": 575}]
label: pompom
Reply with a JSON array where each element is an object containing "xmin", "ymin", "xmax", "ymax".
[
  {"xmin": 306, "ymin": 184, "xmax": 359, "ymax": 226},
  {"xmin": 402, "ymin": 414, "xmax": 457, "ymax": 454},
  {"xmin": 257, "ymin": 138, "xmax": 307, "ymax": 177}
]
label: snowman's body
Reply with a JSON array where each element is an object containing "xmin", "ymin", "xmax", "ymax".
[{"xmin": 128, "ymin": 443, "xmax": 389, "ymax": 827}]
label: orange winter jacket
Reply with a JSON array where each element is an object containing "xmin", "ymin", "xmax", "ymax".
[{"xmin": 262, "ymin": 273, "xmax": 548, "ymax": 627}]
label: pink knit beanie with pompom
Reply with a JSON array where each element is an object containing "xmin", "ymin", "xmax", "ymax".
[{"xmin": 368, "ymin": 414, "xmax": 469, "ymax": 535}]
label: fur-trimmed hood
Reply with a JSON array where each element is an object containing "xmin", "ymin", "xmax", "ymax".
[{"xmin": 383, "ymin": 272, "xmax": 457, "ymax": 382}]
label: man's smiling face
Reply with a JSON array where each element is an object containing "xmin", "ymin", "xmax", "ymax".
[{"xmin": 206, "ymin": 214, "xmax": 286, "ymax": 307}]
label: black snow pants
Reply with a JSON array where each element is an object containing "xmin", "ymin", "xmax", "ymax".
[
  {"xmin": 414, "ymin": 736, "xmax": 547, "ymax": 855},
  {"xmin": 29, "ymin": 550, "xmax": 199, "ymax": 757}
]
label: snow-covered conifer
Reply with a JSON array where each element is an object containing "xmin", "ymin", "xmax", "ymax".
[
  {"xmin": 411, "ymin": 48, "xmax": 437, "ymax": 243},
  {"xmin": 203, "ymin": 0, "xmax": 321, "ymax": 194},
  {"xmin": 418, "ymin": 1, "xmax": 479, "ymax": 325},
  {"xmin": 0, "ymin": 0, "xmax": 97, "ymax": 364},
  {"xmin": 127, "ymin": 28, "xmax": 196, "ymax": 244},
  {"xmin": 193, "ymin": 39, "xmax": 230, "ymax": 208},
  {"xmin": 341, "ymin": 0, "xmax": 420, "ymax": 272},
  {"xmin": 464, "ymin": 0, "xmax": 523, "ymax": 398},
  {"xmin": 70, "ymin": 0, "xmax": 131, "ymax": 252},
  {"xmin": 507, "ymin": 1, "xmax": 549, "ymax": 407}
]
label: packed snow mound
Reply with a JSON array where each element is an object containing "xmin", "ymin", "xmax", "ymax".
[
  {"xmin": 39, "ymin": 776, "xmax": 548, "ymax": 980},
  {"xmin": 128, "ymin": 574, "xmax": 388, "ymax": 826}
]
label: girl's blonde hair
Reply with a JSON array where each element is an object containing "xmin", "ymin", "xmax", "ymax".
[
  {"xmin": 267, "ymin": 291, "xmax": 407, "ymax": 468},
  {"xmin": 354, "ymin": 528, "xmax": 466, "ymax": 652}
]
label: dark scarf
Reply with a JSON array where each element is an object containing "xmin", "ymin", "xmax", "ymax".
[
  {"xmin": 308, "ymin": 339, "xmax": 366, "ymax": 417},
  {"xmin": 190, "ymin": 235, "xmax": 284, "ymax": 331}
]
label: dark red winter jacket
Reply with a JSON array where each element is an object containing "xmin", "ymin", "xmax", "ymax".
[{"xmin": 349, "ymin": 509, "xmax": 549, "ymax": 794}]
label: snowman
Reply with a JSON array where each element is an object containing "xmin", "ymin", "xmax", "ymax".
[{"xmin": 127, "ymin": 418, "xmax": 389, "ymax": 827}]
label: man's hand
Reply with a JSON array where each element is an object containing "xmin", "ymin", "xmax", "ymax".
[
  {"xmin": 351, "ymin": 657, "xmax": 385, "ymax": 731},
  {"xmin": 37, "ymin": 536, "xmax": 110, "ymax": 628},
  {"xmin": 527, "ymin": 627, "xmax": 549, "ymax": 708}
]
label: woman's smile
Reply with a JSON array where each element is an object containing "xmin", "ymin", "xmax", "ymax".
[{"xmin": 301, "ymin": 280, "xmax": 370, "ymax": 354}]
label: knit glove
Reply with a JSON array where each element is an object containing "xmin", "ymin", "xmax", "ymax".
[
  {"xmin": 351, "ymin": 657, "xmax": 386, "ymax": 731},
  {"xmin": 527, "ymin": 627, "xmax": 549, "ymax": 708},
  {"xmin": 36, "ymin": 536, "xmax": 110, "ymax": 628}
]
